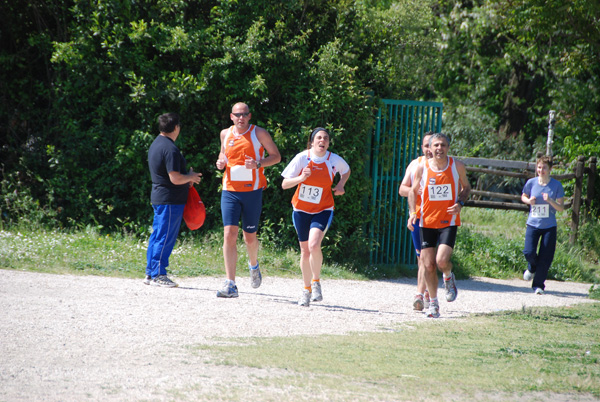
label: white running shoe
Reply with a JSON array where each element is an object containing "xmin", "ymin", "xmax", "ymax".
[
  {"xmin": 216, "ymin": 281, "xmax": 239, "ymax": 298},
  {"xmin": 523, "ymin": 270, "xmax": 533, "ymax": 281},
  {"xmin": 299, "ymin": 289, "xmax": 311, "ymax": 307},
  {"xmin": 444, "ymin": 273, "xmax": 458, "ymax": 302},
  {"xmin": 311, "ymin": 281, "xmax": 323, "ymax": 302},
  {"xmin": 427, "ymin": 300, "xmax": 440, "ymax": 318},
  {"xmin": 413, "ymin": 294, "xmax": 424, "ymax": 311},
  {"xmin": 250, "ymin": 264, "xmax": 262, "ymax": 289}
]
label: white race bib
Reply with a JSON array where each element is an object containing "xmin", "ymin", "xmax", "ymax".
[
  {"xmin": 531, "ymin": 204, "xmax": 549, "ymax": 218},
  {"xmin": 428, "ymin": 184, "xmax": 452, "ymax": 201},
  {"xmin": 298, "ymin": 184, "xmax": 323, "ymax": 204},
  {"xmin": 230, "ymin": 165, "xmax": 252, "ymax": 181}
]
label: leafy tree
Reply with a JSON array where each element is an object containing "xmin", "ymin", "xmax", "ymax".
[
  {"xmin": 1, "ymin": 0, "xmax": 440, "ymax": 265},
  {"xmin": 435, "ymin": 0, "xmax": 600, "ymax": 162}
]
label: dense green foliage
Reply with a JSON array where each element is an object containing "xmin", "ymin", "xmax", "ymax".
[
  {"xmin": 436, "ymin": 0, "xmax": 600, "ymax": 160},
  {"xmin": 1, "ymin": 0, "xmax": 599, "ymax": 266}
]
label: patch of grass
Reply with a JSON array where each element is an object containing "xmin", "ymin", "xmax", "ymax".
[
  {"xmin": 455, "ymin": 208, "xmax": 600, "ymax": 283},
  {"xmin": 1, "ymin": 207, "xmax": 598, "ymax": 285},
  {"xmin": 0, "ymin": 226, "xmax": 365, "ymax": 281},
  {"xmin": 0, "ymin": 226, "xmax": 150, "ymax": 278},
  {"xmin": 202, "ymin": 302, "xmax": 600, "ymax": 400},
  {"xmin": 461, "ymin": 207, "xmax": 527, "ymax": 241}
]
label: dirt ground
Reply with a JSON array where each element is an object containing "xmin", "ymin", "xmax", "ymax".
[{"xmin": 1, "ymin": 269, "xmax": 597, "ymax": 401}]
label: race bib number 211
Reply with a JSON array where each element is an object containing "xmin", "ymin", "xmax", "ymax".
[{"xmin": 531, "ymin": 204, "xmax": 550, "ymax": 218}]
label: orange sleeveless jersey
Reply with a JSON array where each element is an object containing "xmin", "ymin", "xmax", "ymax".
[
  {"xmin": 419, "ymin": 157, "xmax": 461, "ymax": 228},
  {"xmin": 291, "ymin": 151, "xmax": 335, "ymax": 213},
  {"xmin": 222, "ymin": 125, "xmax": 267, "ymax": 192}
]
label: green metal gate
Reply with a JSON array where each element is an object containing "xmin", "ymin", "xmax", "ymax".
[{"xmin": 369, "ymin": 99, "xmax": 443, "ymax": 266}]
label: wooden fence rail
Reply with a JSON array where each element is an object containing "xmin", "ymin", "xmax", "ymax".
[{"xmin": 453, "ymin": 155, "xmax": 597, "ymax": 244}]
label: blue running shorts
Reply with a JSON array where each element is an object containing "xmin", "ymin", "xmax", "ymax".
[
  {"xmin": 221, "ymin": 189, "xmax": 263, "ymax": 233},
  {"xmin": 292, "ymin": 210, "xmax": 333, "ymax": 242}
]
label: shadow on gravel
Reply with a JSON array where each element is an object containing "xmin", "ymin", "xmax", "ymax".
[{"xmin": 457, "ymin": 279, "xmax": 590, "ymax": 298}]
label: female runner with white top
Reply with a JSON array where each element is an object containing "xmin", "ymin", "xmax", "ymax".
[{"xmin": 281, "ymin": 128, "xmax": 351, "ymax": 306}]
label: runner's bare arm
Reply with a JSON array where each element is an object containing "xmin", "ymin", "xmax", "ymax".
[
  {"xmin": 521, "ymin": 193, "xmax": 536, "ymax": 205},
  {"xmin": 399, "ymin": 160, "xmax": 416, "ymax": 197},
  {"xmin": 333, "ymin": 169, "xmax": 351, "ymax": 195},
  {"xmin": 282, "ymin": 166, "xmax": 312, "ymax": 190},
  {"xmin": 252, "ymin": 127, "xmax": 281, "ymax": 168},
  {"xmin": 456, "ymin": 160, "xmax": 471, "ymax": 204},
  {"xmin": 407, "ymin": 161, "xmax": 424, "ymax": 231},
  {"xmin": 543, "ymin": 193, "xmax": 565, "ymax": 212},
  {"xmin": 216, "ymin": 129, "xmax": 228, "ymax": 170},
  {"xmin": 447, "ymin": 160, "xmax": 471, "ymax": 215}
]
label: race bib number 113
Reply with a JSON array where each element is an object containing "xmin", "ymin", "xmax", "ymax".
[{"xmin": 298, "ymin": 184, "xmax": 323, "ymax": 204}]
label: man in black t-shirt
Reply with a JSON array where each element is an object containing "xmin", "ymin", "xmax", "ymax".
[{"xmin": 145, "ymin": 113, "xmax": 202, "ymax": 287}]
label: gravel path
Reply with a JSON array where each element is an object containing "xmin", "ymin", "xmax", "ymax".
[{"xmin": 0, "ymin": 269, "xmax": 596, "ymax": 401}]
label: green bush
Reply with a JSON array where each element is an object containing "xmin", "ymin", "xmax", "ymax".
[
  {"xmin": 0, "ymin": 0, "xmax": 440, "ymax": 266},
  {"xmin": 2, "ymin": 0, "xmax": 599, "ymax": 269}
]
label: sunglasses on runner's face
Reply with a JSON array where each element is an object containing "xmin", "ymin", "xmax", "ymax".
[{"xmin": 232, "ymin": 112, "xmax": 250, "ymax": 118}]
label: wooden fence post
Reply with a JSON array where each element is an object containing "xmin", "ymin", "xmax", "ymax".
[
  {"xmin": 585, "ymin": 157, "xmax": 597, "ymax": 221},
  {"xmin": 569, "ymin": 155, "xmax": 585, "ymax": 244}
]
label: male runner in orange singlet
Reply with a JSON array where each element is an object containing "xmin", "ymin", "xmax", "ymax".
[{"xmin": 407, "ymin": 133, "xmax": 470, "ymax": 318}]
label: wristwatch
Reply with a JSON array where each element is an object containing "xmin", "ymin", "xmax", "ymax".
[
  {"xmin": 457, "ymin": 200, "xmax": 464, "ymax": 207},
  {"xmin": 256, "ymin": 160, "xmax": 262, "ymax": 169}
]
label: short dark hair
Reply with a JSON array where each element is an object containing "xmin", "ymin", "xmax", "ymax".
[
  {"xmin": 158, "ymin": 113, "xmax": 180, "ymax": 134},
  {"xmin": 429, "ymin": 132, "xmax": 450, "ymax": 146},
  {"xmin": 537, "ymin": 155, "xmax": 553, "ymax": 168},
  {"xmin": 422, "ymin": 131, "xmax": 434, "ymax": 144}
]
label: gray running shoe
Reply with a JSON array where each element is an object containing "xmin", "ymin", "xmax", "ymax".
[
  {"xmin": 150, "ymin": 275, "xmax": 178, "ymax": 288},
  {"xmin": 534, "ymin": 287, "xmax": 544, "ymax": 295},
  {"xmin": 427, "ymin": 300, "xmax": 440, "ymax": 318},
  {"xmin": 299, "ymin": 289, "xmax": 311, "ymax": 307},
  {"xmin": 444, "ymin": 272, "xmax": 458, "ymax": 302},
  {"xmin": 250, "ymin": 264, "xmax": 262, "ymax": 289},
  {"xmin": 217, "ymin": 281, "xmax": 239, "ymax": 298},
  {"xmin": 143, "ymin": 275, "xmax": 152, "ymax": 285},
  {"xmin": 523, "ymin": 270, "xmax": 533, "ymax": 281},
  {"xmin": 413, "ymin": 294, "xmax": 424, "ymax": 311},
  {"xmin": 424, "ymin": 289, "xmax": 430, "ymax": 309},
  {"xmin": 311, "ymin": 281, "xmax": 323, "ymax": 302}
]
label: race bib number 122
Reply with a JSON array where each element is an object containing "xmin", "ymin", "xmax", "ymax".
[{"xmin": 428, "ymin": 184, "xmax": 452, "ymax": 201}]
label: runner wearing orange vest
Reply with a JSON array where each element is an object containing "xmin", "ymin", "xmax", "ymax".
[
  {"xmin": 215, "ymin": 102, "xmax": 281, "ymax": 298},
  {"xmin": 221, "ymin": 124, "xmax": 267, "ymax": 192},
  {"xmin": 399, "ymin": 133, "xmax": 433, "ymax": 311},
  {"xmin": 290, "ymin": 150, "xmax": 336, "ymax": 213},
  {"xmin": 407, "ymin": 133, "xmax": 470, "ymax": 318},
  {"xmin": 420, "ymin": 156, "xmax": 462, "ymax": 228},
  {"xmin": 282, "ymin": 127, "xmax": 351, "ymax": 307}
]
